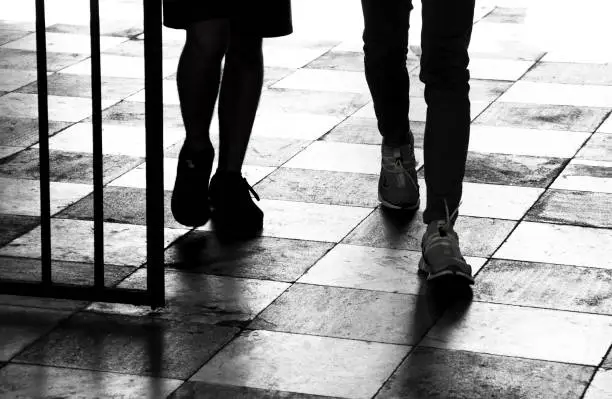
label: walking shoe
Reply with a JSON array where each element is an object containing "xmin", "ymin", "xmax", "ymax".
[
  {"xmin": 378, "ymin": 142, "xmax": 420, "ymax": 210},
  {"xmin": 419, "ymin": 202, "xmax": 474, "ymax": 285},
  {"xmin": 171, "ymin": 144, "xmax": 215, "ymax": 227},
  {"xmin": 209, "ymin": 171, "xmax": 263, "ymax": 240}
]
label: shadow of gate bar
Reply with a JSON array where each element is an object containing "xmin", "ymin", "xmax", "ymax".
[{"xmin": 0, "ymin": 0, "xmax": 165, "ymax": 309}]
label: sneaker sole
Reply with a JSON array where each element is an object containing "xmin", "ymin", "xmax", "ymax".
[
  {"xmin": 378, "ymin": 193, "xmax": 420, "ymax": 211},
  {"xmin": 418, "ymin": 256, "xmax": 475, "ymax": 285}
]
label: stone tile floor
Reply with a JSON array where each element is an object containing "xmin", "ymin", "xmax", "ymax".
[{"xmin": 1, "ymin": 0, "xmax": 611, "ymax": 397}]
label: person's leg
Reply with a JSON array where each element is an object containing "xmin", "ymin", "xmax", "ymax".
[
  {"xmin": 170, "ymin": 19, "xmax": 230, "ymax": 227},
  {"xmin": 420, "ymin": 0, "xmax": 475, "ymax": 224},
  {"xmin": 208, "ymin": 27, "xmax": 265, "ymax": 240},
  {"xmin": 177, "ymin": 20, "xmax": 229, "ymax": 151},
  {"xmin": 418, "ymin": 0, "xmax": 476, "ymax": 285},
  {"xmin": 361, "ymin": 0, "xmax": 413, "ymax": 147},
  {"xmin": 216, "ymin": 30, "xmax": 264, "ymax": 172},
  {"xmin": 361, "ymin": 0, "xmax": 420, "ymax": 211}
]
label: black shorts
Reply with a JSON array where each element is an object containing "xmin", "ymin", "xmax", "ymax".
[{"xmin": 163, "ymin": 0, "xmax": 293, "ymax": 38}]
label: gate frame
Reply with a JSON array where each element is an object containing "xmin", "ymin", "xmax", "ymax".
[{"xmin": 0, "ymin": 0, "xmax": 165, "ymax": 309}]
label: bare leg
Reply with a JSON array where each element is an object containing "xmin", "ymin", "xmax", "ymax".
[
  {"xmin": 217, "ymin": 29, "xmax": 264, "ymax": 172},
  {"xmin": 177, "ymin": 19, "xmax": 230, "ymax": 152}
]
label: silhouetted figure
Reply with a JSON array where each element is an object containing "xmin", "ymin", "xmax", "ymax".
[
  {"xmin": 164, "ymin": 1, "xmax": 292, "ymax": 239},
  {"xmin": 361, "ymin": 0, "xmax": 475, "ymax": 285}
]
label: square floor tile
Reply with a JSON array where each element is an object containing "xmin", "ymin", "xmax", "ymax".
[
  {"xmin": 190, "ymin": 329, "xmax": 409, "ymax": 398},
  {"xmin": 2, "ymin": 32, "xmax": 126, "ymax": 54},
  {"xmin": 482, "ymin": 6, "xmax": 527, "ymax": 24},
  {"xmin": 272, "ymin": 69, "xmax": 369, "ymax": 94},
  {"xmin": 93, "ymin": 269, "xmax": 289, "ymax": 326},
  {"xmin": 551, "ymin": 160, "xmax": 612, "ymax": 193},
  {"xmin": 468, "ymin": 125, "xmax": 589, "ymax": 157},
  {"xmin": 421, "ymin": 301, "xmax": 612, "ymax": 365},
  {"xmin": 0, "ymin": 364, "xmax": 183, "ymax": 399},
  {"xmin": 526, "ymin": 189, "xmax": 612, "ymax": 228},
  {"xmin": 18, "ymin": 73, "xmax": 145, "ymax": 103},
  {"xmin": 0, "ymin": 305, "xmax": 72, "ymax": 361},
  {"xmin": 43, "ymin": 122, "xmax": 183, "ymax": 157},
  {"xmin": 474, "ymin": 102, "xmax": 609, "ymax": 132},
  {"xmin": 584, "ymin": 369, "xmax": 612, "ymax": 399},
  {"xmin": 499, "ymin": 81, "xmax": 612, "ymax": 108},
  {"xmin": 165, "ymin": 231, "xmax": 333, "ymax": 282},
  {"xmin": 475, "ymin": 259, "xmax": 612, "ymax": 315},
  {"xmin": 248, "ymin": 112, "xmax": 343, "ymax": 141},
  {"xmin": 0, "ymin": 177, "xmax": 92, "ymax": 217},
  {"xmin": 249, "ymin": 284, "xmax": 440, "ymax": 345},
  {"xmin": 0, "ymin": 117, "xmax": 71, "ymax": 147},
  {"xmin": 0, "ymin": 218, "xmax": 188, "ymax": 266},
  {"xmin": 0, "ymin": 48, "xmax": 88, "ymax": 72},
  {"xmin": 523, "ymin": 62, "xmax": 612, "ymax": 85},
  {"xmin": 495, "ymin": 221, "xmax": 612, "ymax": 269},
  {"xmin": 0, "ymin": 148, "xmax": 144, "ymax": 184},
  {"xmin": 243, "ymin": 137, "xmax": 311, "ymax": 167},
  {"xmin": 304, "ymin": 50, "xmax": 368, "ymax": 72},
  {"xmin": 0, "ymin": 92, "xmax": 111, "ymax": 122},
  {"xmin": 263, "ymin": 66, "xmax": 299, "ymax": 88},
  {"xmin": 377, "ymin": 346, "xmax": 593, "ymax": 399},
  {"xmin": 468, "ymin": 57, "xmax": 534, "ymax": 80},
  {"xmin": 169, "ymin": 381, "xmax": 338, "ymax": 398},
  {"xmin": 323, "ymin": 118, "xmax": 425, "ymax": 147},
  {"xmin": 461, "ymin": 152, "xmax": 567, "ymax": 187},
  {"xmin": 56, "ymin": 186, "xmax": 182, "ymax": 228},
  {"xmin": 262, "ymin": 40, "xmax": 338, "ymax": 69},
  {"xmin": 576, "ymin": 133, "xmax": 611, "ymax": 162},
  {"xmin": 15, "ymin": 312, "xmax": 238, "ymax": 379},
  {"xmin": 457, "ymin": 182, "xmax": 543, "ymax": 220},
  {"xmin": 95, "ymin": 101, "xmax": 184, "ymax": 129},
  {"xmin": 0, "ymin": 213, "xmax": 39, "ymax": 246},
  {"xmin": 299, "ymin": 244, "xmax": 486, "ymax": 295},
  {"xmin": 257, "ymin": 88, "xmax": 371, "ymax": 118},
  {"xmin": 343, "ymin": 208, "xmax": 516, "ymax": 258},
  {"xmin": 59, "ymin": 54, "xmax": 177, "ymax": 79},
  {"xmin": 0, "ymin": 256, "xmax": 134, "ymax": 287},
  {"xmin": 0, "ymin": 69, "xmax": 37, "ymax": 91},
  {"xmin": 255, "ymin": 168, "xmax": 379, "ymax": 207},
  {"xmin": 0, "ymin": 29, "xmax": 29, "ymax": 45},
  {"xmin": 223, "ymin": 199, "xmax": 373, "ymax": 243},
  {"xmin": 284, "ymin": 141, "xmax": 422, "ymax": 175}
]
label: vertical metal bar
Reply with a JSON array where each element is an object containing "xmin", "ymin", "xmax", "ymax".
[
  {"xmin": 90, "ymin": 0, "xmax": 104, "ymax": 289},
  {"xmin": 35, "ymin": 0, "xmax": 52, "ymax": 285},
  {"xmin": 143, "ymin": 0, "xmax": 165, "ymax": 308}
]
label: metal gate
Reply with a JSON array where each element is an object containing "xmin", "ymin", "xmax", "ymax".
[{"xmin": 0, "ymin": 0, "xmax": 165, "ymax": 308}]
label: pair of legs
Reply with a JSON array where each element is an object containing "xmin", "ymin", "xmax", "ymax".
[
  {"xmin": 361, "ymin": 0, "xmax": 474, "ymax": 223},
  {"xmin": 178, "ymin": 19, "xmax": 263, "ymax": 172},
  {"xmin": 361, "ymin": 0, "xmax": 476, "ymax": 284}
]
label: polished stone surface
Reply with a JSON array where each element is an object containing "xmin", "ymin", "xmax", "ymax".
[{"xmin": 1, "ymin": 0, "xmax": 612, "ymax": 397}]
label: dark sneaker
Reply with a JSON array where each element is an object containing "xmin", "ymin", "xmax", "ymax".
[
  {"xmin": 378, "ymin": 142, "xmax": 420, "ymax": 210},
  {"xmin": 171, "ymin": 144, "xmax": 215, "ymax": 227},
  {"xmin": 209, "ymin": 171, "xmax": 263, "ymax": 240},
  {"xmin": 419, "ymin": 218, "xmax": 474, "ymax": 285}
]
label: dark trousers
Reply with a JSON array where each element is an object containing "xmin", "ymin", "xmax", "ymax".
[{"xmin": 361, "ymin": 0, "xmax": 475, "ymax": 224}]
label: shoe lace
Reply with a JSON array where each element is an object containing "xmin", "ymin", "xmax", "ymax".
[
  {"xmin": 438, "ymin": 198, "xmax": 461, "ymax": 237},
  {"xmin": 242, "ymin": 177, "xmax": 260, "ymax": 201}
]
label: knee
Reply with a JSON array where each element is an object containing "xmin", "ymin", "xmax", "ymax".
[
  {"xmin": 184, "ymin": 19, "xmax": 230, "ymax": 62},
  {"xmin": 225, "ymin": 34, "xmax": 263, "ymax": 65}
]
